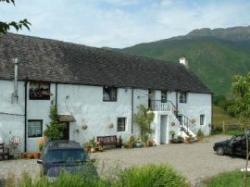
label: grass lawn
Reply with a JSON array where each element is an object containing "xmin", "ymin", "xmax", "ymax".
[
  {"xmin": 203, "ymin": 171, "xmax": 250, "ymax": 187},
  {"xmin": 213, "ymin": 106, "xmax": 239, "ymax": 126},
  {"xmin": 212, "ymin": 106, "xmax": 244, "ymax": 135}
]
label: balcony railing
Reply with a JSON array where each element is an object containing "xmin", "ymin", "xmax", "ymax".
[{"xmin": 149, "ymin": 100, "xmax": 176, "ymax": 112}]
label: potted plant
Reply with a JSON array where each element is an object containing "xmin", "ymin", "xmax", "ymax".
[
  {"xmin": 171, "ymin": 136, "xmax": 184, "ymax": 144},
  {"xmin": 84, "ymin": 142, "xmax": 91, "ymax": 152},
  {"xmin": 146, "ymin": 138, "xmax": 155, "ymax": 147},
  {"xmin": 169, "ymin": 131, "xmax": 175, "ymax": 140},
  {"xmin": 117, "ymin": 136, "xmax": 123, "ymax": 148},
  {"xmin": 89, "ymin": 138, "xmax": 97, "ymax": 153},
  {"xmin": 135, "ymin": 137, "xmax": 144, "ymax": 148},
  {"xmin": 128, "ymin": 136, "xmax": 136, "ymax": 148},
  {"xmin": 185, "ymin": 135, "xmax": 194, "ymax": 144},
  {"xmin": 33, "ymin": 152, "xmax": 40, "ymax": 159}
]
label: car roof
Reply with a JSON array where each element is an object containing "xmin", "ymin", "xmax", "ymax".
[{"xmin": 46, "ymin": 140, "xmax": 82, "ymax": 150}]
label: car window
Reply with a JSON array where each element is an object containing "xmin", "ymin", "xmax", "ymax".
[{"xmin": 45, "ymin": 149, "xmax": 86, "ymax": 163}]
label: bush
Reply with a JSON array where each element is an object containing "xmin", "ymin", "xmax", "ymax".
[
  {"xmin": 5, "ymin": 165, "xmax": 189, "ymax": 187},
  {"xmin": 197, "ymin": 129, "xmax": 204, "ymax": 140},
  {"xmin": 6, "ymin": 172, "xmax": 110, "ymax": 187},
  {"xmin": 202, "ymin": 171, "xmax": 246, "ymax": 187},
  {"xmin": 114, "ymin": 165, "xmax": 189, "ymax": 187}
]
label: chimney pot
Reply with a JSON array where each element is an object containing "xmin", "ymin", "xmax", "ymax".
[{"xmin": 179, "ymin": 57, "xmax": 188, "ymax": 68}]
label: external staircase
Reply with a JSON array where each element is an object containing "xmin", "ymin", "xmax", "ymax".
[{"xmin": 150, "ymin": 100, "xmax": 197, "ymax": 140}]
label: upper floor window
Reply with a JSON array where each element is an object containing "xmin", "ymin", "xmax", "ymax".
[
  {"xmin": 29, "ymin": 82, "xmax": 50, "ymax": 100},
  {"xmin": 117, "ymin": 117, "xmax": 126, "ymax": 132},
  {"xmin": 103, "ymin": 87, "xmax": 117, "ymax": 101},
  {"xmin": 179, "ymin": 92, "xmax": 187, "ymax": 103},
  {"xmin": 200, "ymin": 114, "xmax": 205, "ymax": 125},
  {"xmin": 161, "ymin": 90, "xmax": 167, "ymax": 103}
]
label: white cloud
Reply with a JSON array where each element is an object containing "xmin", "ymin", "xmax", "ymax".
[{"xmin": 0, "ymin": 0, "xmax": 250, "ymax": 48}]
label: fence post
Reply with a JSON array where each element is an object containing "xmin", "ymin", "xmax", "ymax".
[{"xmin": 222, "ymin": 121, "xmax": 225, "ymax": 134}]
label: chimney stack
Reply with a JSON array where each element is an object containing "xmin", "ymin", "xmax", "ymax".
[
  {"xmin": 12, "ymin": 58, "xmax": 19, "ymax": 103},
  {"xmin": 179, "ymin": 57, "xmax": 188, "ymax": 68}
]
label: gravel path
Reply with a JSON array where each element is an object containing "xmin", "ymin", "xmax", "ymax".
[
  {"xmin": 0, "ymin": 135, "xmax": 246, "ymax": 186},
  {"xmin": 92, "ymin": 135, "xmax": 245, "ymax": 186}
]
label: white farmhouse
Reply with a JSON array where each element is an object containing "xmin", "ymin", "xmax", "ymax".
[{"xmin": 0, "ymin": 34, "xmax": 212, "ymax": 152}]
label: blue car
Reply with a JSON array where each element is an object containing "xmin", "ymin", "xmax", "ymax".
[{"xmin": 37, "ymin": 140, "xmax": 97, "ymax": 179}]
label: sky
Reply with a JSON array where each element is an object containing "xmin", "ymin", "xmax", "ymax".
[{"xmin": 1, "ymin": 0, "xmax": 250, "ymax": 48}]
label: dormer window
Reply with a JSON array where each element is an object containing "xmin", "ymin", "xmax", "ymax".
[
  {"xmin": 29, "ymin": 82, "xmax": 50, "ymax": 100},
  {"xmin": 179, "ymin": 92, "xmax": 187, "ymax": 103},
  {"xmin": 103, "ymin": 86, "xmax": 117, "ymax": 101}
]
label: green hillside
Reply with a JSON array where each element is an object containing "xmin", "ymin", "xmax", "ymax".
[{"xmin": 122, "ymin": 27, "xmax": 250, "ymax": 96}]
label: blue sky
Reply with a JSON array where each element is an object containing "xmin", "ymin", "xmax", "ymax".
[{"xmin": 1, "ymin": 0, "xmax": 250, "ymax": 48}]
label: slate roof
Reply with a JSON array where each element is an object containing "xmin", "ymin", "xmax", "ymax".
[{"xmin": 0, "ymin": 33, "xmax": 211, "ymax": 93}]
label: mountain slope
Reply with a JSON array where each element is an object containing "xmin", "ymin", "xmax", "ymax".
[{"xmin": 122, "ymin": 26, "xmax": 250, "ymax": 96}]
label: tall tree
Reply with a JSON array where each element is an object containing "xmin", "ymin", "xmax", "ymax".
[
  {"xmin": 230, "ymin": 73, "xmax": 250, "ymax": 187},
  {"xmin": 0, "ymin": 0, "xmax": 31, "ymax": 34}
]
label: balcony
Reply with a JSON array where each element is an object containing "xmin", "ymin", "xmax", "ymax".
[{"xmin": 149, "ymin": 100, "xmax": 176, "ymax": 112}]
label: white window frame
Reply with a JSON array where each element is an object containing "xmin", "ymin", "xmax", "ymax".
[
  {"xmin": 200, "ymin": 114, "xmax": 205, "ymax": 126},
  {"xmin": 28, "ymin": 120, "xmax": 43, "ymax": 138},
  {"xmin": 179, "ymin": 92, "xmax": 187, "ymax": 103},
  {"xmin": 103, "ymin": 87, "xmax": 117, "ymax": 102},
  {"xmin": 117, "ymin": 117, "xmax": 126, "ymax": 132}
]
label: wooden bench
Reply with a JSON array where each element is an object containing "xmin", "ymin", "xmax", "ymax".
[
  {"xmin": 97, "ymin": 135, "xmax": 121, "ymax": 149},
  {"xmin": 0, "ymin": 143, "xmax": 10, "ymax": 161}
]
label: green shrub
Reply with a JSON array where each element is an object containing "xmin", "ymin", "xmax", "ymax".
[
  {"xmin": 114, "ymin": 164, "xmax": 189, "ymax": 187},
  {"xmin": 197, "ymin": 129, "xmax": 204, "ymax": 139},
  {"xmin": 6, "ymin": 165, "xmax": 189, "ymax": 187},
  {"xmin": 203, "ymin": 171, "xmax": 247, "ymax": 187},
  {"xmin": 44, "ymin": 106, "xmax": 64, "ymax": 140}
]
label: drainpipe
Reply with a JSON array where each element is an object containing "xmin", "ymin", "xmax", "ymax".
[
  {"xmin": 55, "ymin": 83, "xmax": 58, "ymax": 109},
  {"xmin": 24, "ymin": 79, "xmax": 28, "ymax": 152},
  {"xmin": 131, "ymin": 88, "xmax": 134, "ymax": 134},
  {"xmin": 175, "ymin": 91, "xmax": 178, "ymax": 116},
  {"xmin": 12, "ymin": 58, "xmax": 19, "ymax": 103}
]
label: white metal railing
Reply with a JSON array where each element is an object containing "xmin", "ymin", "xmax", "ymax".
[{"xmin": 150, "ymin": 100, "xmax": 176, "ymax": 112}]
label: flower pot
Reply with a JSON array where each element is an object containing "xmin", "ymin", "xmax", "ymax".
[
  {"xmin": 27, "ymin": 153, "xmax": 34, "ymax": 159},
  {"xmin": 135, "ymin": 142, "xmax": 143, "ymax": 148},
  {"xmin": 90, "ymin": 147, "xmax": 96, "ymax": 153},
  {"xmin": 21, "ymin": 152, "xmax": 28, "ymax": 159},
  {"xmin": 33, "ymin": 152, "xmax": 40, "ymax": 159}
]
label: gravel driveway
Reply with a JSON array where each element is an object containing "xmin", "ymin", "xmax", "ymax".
[{"xmin": 0, "ymin": 135, "xmax": 246, "ymax": 186}]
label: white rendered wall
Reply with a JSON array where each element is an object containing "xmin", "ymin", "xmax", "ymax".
[
  {"xmin": 26, "ymin": 83, "xmax": 56, "ymax": 151},
  {"xmin": 177, "ymin": 93, "xmax": 212, "ymax": 135},
  {"xmin": 0, "ymin": 79, "xmax": 212, "ymax": 151},
  {"xmin": 57, "ymin": 84, "xmax": 134, "ymax": 145},
  {"xmin": 0, "ymin": 80, "xmax": 25, "ymax": 151}
]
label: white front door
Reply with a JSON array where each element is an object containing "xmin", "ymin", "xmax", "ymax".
[
  {"xmin": 27, "ymin": 120, "xmax": 43, "ymax": 152},
  {"xmin": 160, "ymin": 115, "xmax": 168, "ymax": 144}
]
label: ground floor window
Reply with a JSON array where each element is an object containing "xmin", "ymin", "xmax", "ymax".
[
  {"xmin": 117, "ymin": 117, "xmax": 126, "ymax": 132},
  {"xmin": 200, "ymin": 115, "xmax": 205, "ymax": 125},
  {"xmin": 28, "ymin": 120, "xmax": 43, "ymax": 138},
  {"xmin": 177, "ymin": 115, "xmax": 183, "ymax": 125}
]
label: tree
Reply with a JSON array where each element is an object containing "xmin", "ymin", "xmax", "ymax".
[
  {"xmin": 44, "ymin": 105, "xmax": 64, "ymax": 140},
  {"xmin": 134, "ymin": 105, "xmax": 155, "ymax": 137},
  {"xmin": 0, "ymin": 0, "xmax": 31, "ymax": 34},
  {"xmin": 230, "ymin": 73, "xmax": 250, "ymax": 187}
]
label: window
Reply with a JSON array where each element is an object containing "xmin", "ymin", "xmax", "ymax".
[
  {"xmin": 103, "ymin": 87, "xmax": 117, "ymax": 101},
  {"xmin": 177, "ymin": 115, "xmax": 183, "ymax": 125},
  {"xmin": 29, "ymin": 82, "xmax": 50, "ymax": 100},
  {"xmin": 179, "ymin": 92, "xmax": 187, "ymax": 103},
  {"xmin": 161, "ymin": 90, "xmax": 167, "ymax": 103},
  {"xmin": 117, "ymin": 117, "xmax": 126, "ymax": 132},
  {"xmin": 28, "ymin": 120, "xmax": 43, "ymax": 138},
  {"xmin": 200, "ymin": 115, "xmax": 205, "ymax": 125}
]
